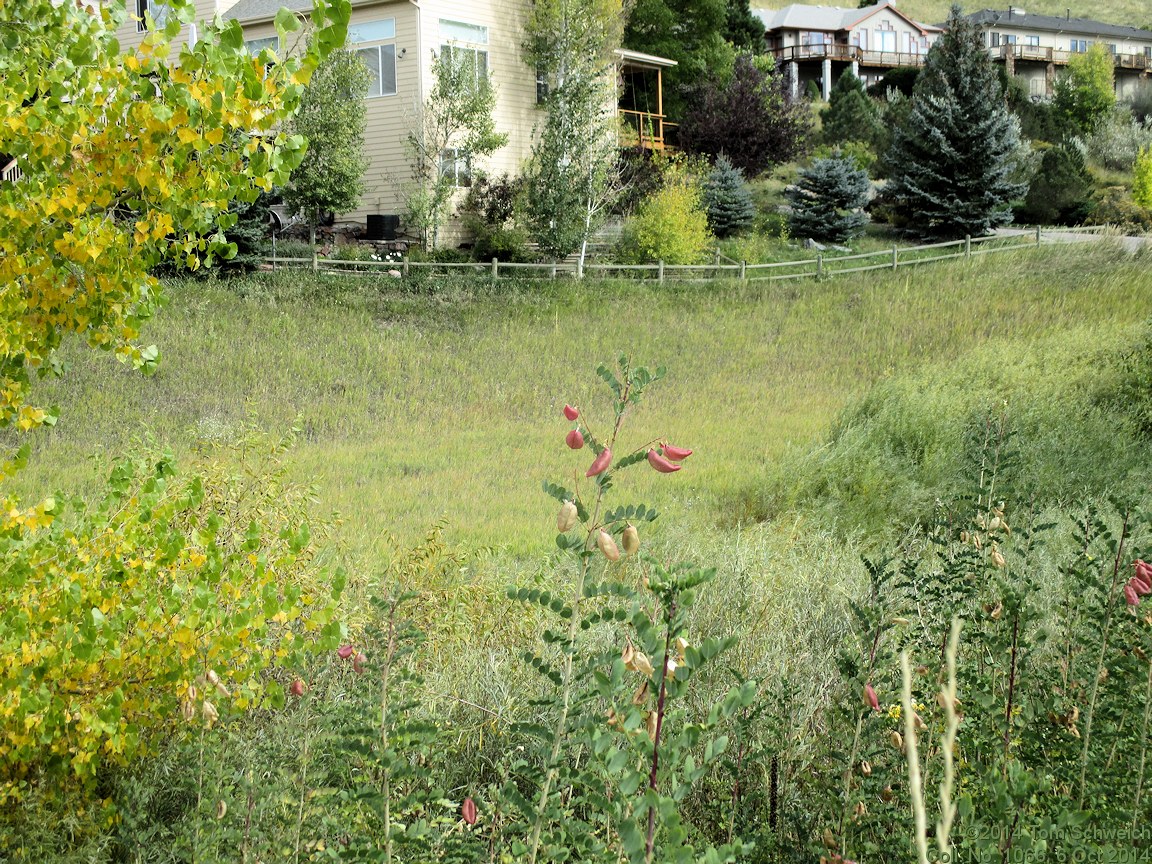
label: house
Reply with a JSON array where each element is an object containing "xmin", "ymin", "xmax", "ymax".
[
  {"xmin": 754, "ymin": 1, "xmax": 944, "ymax": 100},
  {"xmin": 963, "ymin": 8, "xmax": 1152, "ymax": 99},
  {"xmin": 112, "ymin": 0, "xmax": 675, "ymax": 241}
]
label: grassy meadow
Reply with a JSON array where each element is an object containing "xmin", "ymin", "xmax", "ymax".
[
  {"xmin": 12, "ymin": 240, "xmax": 1152, "ymax": 562},
  {"xmin": 9, "ymin": 240, "xmax": 1152, "ymax": 861}
]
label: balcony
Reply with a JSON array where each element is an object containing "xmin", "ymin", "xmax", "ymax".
[
  {"xmin": 995, "ymin": 43, "xmax": 1151, "ymax": 69},
  {"xmin": 769, "ymin": 44, "xmax": 927, "ymax": 68},
  {"xmin": 616, "ymin": 48, "xmax": 678, "ymax": 151},
  {"xmin": 0, "ymin": 157, "xmax": 21, "ymax": 183}
]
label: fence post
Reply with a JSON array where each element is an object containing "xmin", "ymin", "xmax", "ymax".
[
  {"xmin": 551, "ymin": 260, "xmax": 557, "ymax": 280},
  {"xmin": 658, "ymin": 260, "xmax": 665, "ymax": 285},
  {"xmin": 892, "ymin": 245, "xmax": 898, "ymax": 270},
  {"xmin": 1035, "ymin": 225, "xmax": 1042, "ymax": 246},
  {"xmin": 965, "ymin": 235, "xmax": 971, "ymax": 259},
  {"xmin": 491, "ymin": 257, "xmax": 498, "ymax": 283},
  {"xmin": 403, "ymin": 256, "xmax": 409, "ymax": 277},
  {"xmin": 740, "ymin": 260, "xmax": 747, "ymax": 281},
  {"xmin": 312, "ymin": 252, "xmax": 318, "ymax": 273},
  {"xmin": 816, "ymin": 252, "xmax": 823, "ymax": 278}
]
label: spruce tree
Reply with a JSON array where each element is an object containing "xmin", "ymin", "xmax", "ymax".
[
  {"xmin": 702, "ymin": 154, "xmax": 755, "ymax": 238},
  {"xmin": 786, "ymin": 154, "xmax": 870, "ymax": 242},
  {"xmin": 883, "ymin": 5, "xmax": 1024, "ymax": 239},
  {"xmin": 820, "ymin": 70, "xmax": 882, "ymax": 148}
]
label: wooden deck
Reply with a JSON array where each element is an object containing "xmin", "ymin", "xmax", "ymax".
[{"xmin": 769, "ymin": 44, "xmax": 927, "ymax": 68}]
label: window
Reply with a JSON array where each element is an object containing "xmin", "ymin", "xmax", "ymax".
[
  {"xmin": 1107, "ymin": 43, "xmax": 1117, "ymax": 54},
  {"xmin": 991, "ymin": 32, "xmax": 1001, "ymax": 47},
  {"xmin": 1004, "ymin": 34, "xmax": 1017, "ymax": 45},
  {"xmin": 244, "ymin": 36, "xmax": 279, "ymax": 58},
  {"xmin": 136, "ymin": 0, "xmax": 170, "ymax": 33},
  {"xmin": 536, "ymin": 66, "xmax": 549, "ymax": 105},
  {"xmin": 1070, "ymin": 39, "xmax": 1087, "ymax": 52},
  {"xmin": 352, "ymin": 18, "xmax": 397, "ymax": 98},
  {"xmin": 1025, "ymin": 35, "xmax": 1040, "ymax": 47},
  {"xmin": 875, "ymin": 28, "xmax": 896, "ymax": 52},
  {"xmin": 441, "ymin": 19, "xmax": 490, "ymax": 90},
  {"xmin": 439, "ymin": 148, "xmax": 471, "ymax": 188}
]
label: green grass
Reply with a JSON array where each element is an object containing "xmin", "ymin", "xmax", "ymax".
[
  {"xmin": 8, "ymin": 241, "xmax": 1152, "ymax": 573},
  {"xmin": 753, "ymin": 0, "xmax": 1152, "ymax": 29}
]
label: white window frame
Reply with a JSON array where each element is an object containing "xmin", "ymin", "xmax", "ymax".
[
  {"xmin": 1025, "ymin": 35, "xmax": 1040, "ymax": 47},
  {"xmin": 439, "ymin": 148, "xmax": 472, "ymax": 188},
  {"xmin": 244, "ymin": 36, "xmax": 279, "ymax": 58},
  {"xmin": 1070, "ymin": 38, "xmax": 1087, "ymax": 52},
  {"xmin": 440, "ymin": 19, "xmax": 490, "ymax": 91},
  {"xmin": 352, "ymin": 18, "xmax": 398, "ymax": 99},
  {"xmin": 137, "ymin": 0, "xmax": 170, "ymax": 33}
]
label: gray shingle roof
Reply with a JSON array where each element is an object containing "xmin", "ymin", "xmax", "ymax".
[
  {"xmin": 225, "ymin": 0, "xmax": 313, "ymax": 24},
  {"xmin": 962, "ymin": 9, "xmax": 1152, "ymax": 41},
  {"xmin": 754, "ymin": 2, "xmax": 939, "ymax": 35}
]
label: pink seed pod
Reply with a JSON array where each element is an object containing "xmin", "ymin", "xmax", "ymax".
[
  {"xmin": 565, "ymin": 428, "xmax": 584, "ymax": 450},
  {"xmin": 586, "ymin": 448, "xmax": 612, "ymax": 477},
  {"xmin": 1132, "ymin": 573, "xmax": 1152, "ymax": 596},
  {"xmin": 863, "ymin": 683, "xmax": 880, "ymax": 712},
  {"xmin": 337, "ymin": 644, "xmax": 354, "ymax": 660},
  {"xmin": 563, "ymin": 405, "xmax": 579, "ymax": 421},
  {"xmin": 289, "ymin": 678, "xmax": 306, "ymax": 697},
  {"xmin": 353, "ymin": 652, "xmax": 368, "ymax": 674},
  {"xmin": 1125, "ymin": 584, "xmax": 1141, "ymax": 607},
  {"xmin": 1136, "ymin": 559, "xmax": 1152, "ymax": 585},
  {"xmin": 661, "ymin": 443, "xmax": 693, "ymax": 461},
  {"xmin": 646, "ymin": 449, "xmax": 681, "ymax": 473},
  {"xmin": 461, "ymin": 797, "xmax": 478, "ymax": 825}
]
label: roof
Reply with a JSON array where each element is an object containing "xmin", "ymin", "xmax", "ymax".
[
  {"xmin": 962, "ymin": 9, "xmax": 1152, "ymax": 41},
  {"xmin": 754, "ymin": 2, "xmax": 940, "ymax": 36},
  {"xmin": 226, "ymin": 0, "xmax": 396, "ymax": 25},
  {"xmin": 614, "ymin": 48, "xmax": 677, "ymax": 68}
]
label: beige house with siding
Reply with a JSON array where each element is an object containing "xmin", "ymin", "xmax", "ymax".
[
  {"xmin": 963, "ymin": 9, "xmax": 1152, "ymax": 99},
  {"xmin": 113, "ymin": 0, "xmax": 674, "ymax": 242},
  {"xmin": 755, "ymin": 1, "xmax": 943, "ymax": 99}
]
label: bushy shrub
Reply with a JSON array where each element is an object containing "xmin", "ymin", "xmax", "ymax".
[
  {"xmin": 0, "ymin": 430, "xmax": 342, "ymax": 805},
  {"xmin": 462, "ymin": 174, "xmax": 532, "ymax": 262},
  {"xmin": 271, "ymin": 238, "xmax": 315, "ymax": 260},
  {"xmin": 1130, "ymin": 82, "xmax": 1152, "ymax": 124},
  {"xmin": 1081, "ymin": 110, "xmax": 1152, "ymax": 171},
  {"xmin": 786, "ymin": 154, "xmax": 870, "ymax": 242},
  {"xmin": 812, "ymin": 140, "xmax": 877, "ymax": 175},
  {"xmin": 678, "ymin": 54, "xmax": 813, "ymax": 177},
  {"xmin": 1094, "ymin": 186, "xmax": 1152, "ymax": 231},
  {"xmin": 617, "ymin": 170, "xmax": 714, "ymax": 264},
  {"xmin": 1133, "ymin": 146, "xmax": 1152, "ymax": 208},
  {"xmin": 702, "ymin": 154, "xmax": 755, "ymax": 238},
  {"xmin": 866, "ymin": 66, "xmax": 919, "ymax": 98},
  {"xmin": 1016, "ymin": 144, "xmax": 1095, "ymax": 225}
]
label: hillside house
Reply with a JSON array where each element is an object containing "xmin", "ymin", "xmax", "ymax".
[
  {"xmin": 111, "ymin": 0, "xmax": 674, "ymax": 241},
  {"xmin": 754, "ymin": 1, "xmax": 943, "ymax": 99},
  {"xmin": 964, "ymin": 8, "xmax": 1152, "ymax": 99}
]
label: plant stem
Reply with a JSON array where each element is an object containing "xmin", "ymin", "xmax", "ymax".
[
  {"xmin": 901, "ymin": 650, "xmax": 930, "ymax": 864},
  {"xmin": 527, "ymin": 380, "xmax": 630, "ymax": 864},
  {"xmin": 1002, "ymin": 609, "xmax": 1020, "ymax": 777},
  {"xmin": 645, "ymin": 604, "xmax": 675, "ymax": 863},
  {"xmin": 382, "ymin": 601, "xmax": 398, "ymax": 864},
  {"xmin": 1132, "ymin": 658, "xmax": 1152, "ymax": 830},
  {"xmin": 293, "ymin": 729, "xmax": 311, "ymax": 864},
  {"xmin": 938, "ymin": 618, "xmax": 961, "ymax": 860},
  {"xmin": 1077, "ymin": 510, "xmax": 1129, "ymax": 807}
]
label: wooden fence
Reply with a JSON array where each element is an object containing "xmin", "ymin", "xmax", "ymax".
[{"xmin": 262, "ymin": 227, "xmax": 1113, "ymax": 284}]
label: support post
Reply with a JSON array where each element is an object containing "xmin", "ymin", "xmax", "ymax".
[
  {"xmin": 892, "ymin": 245, "xmax": 898, "ymax": 270},
  {"xmin": 658, "ymin": 260, "xmax": 665, "ymax": 285},
  {"xmin": 491, "ymin": 257, "xmax": 498, "ymax": 282},
  {"xmin": 551, "ymin": 260, "xmax": 557, "ymax": 279},
  {"xmin": 312, "ymin": 252, "xmax": 318, "ymax": 273},
  {"xmin": 965, "ymin": 235, "xmax": 971, "ymax": 259},
  {"xmin": 851, "ymin": 60, "xmax": 860, "ymax": 79},
  {"xmin": 403, "ymin": 256, "xmax": 409, "ymax": 277},
  {"xmin": 788, "ymin": 61, "xmax": 799, "ymax": 101},
  {"xmin": 816, "ymin": 252, "xmax": 823, "ymax": 278},
  {"xmin": 822, "ymin": 57, "xmax": 833, "ymax": 100},
  {"xmin": 1035, "ymin": 225, "xmax": 1042, "ymax": 246},
  {"xmin": 740, "ymin": 260, "xmax": 747, "ymax": 281}
]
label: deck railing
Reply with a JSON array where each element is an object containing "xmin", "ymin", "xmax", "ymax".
[
  {"xmin": 618, "ymin": 109, "xmax": 677, "ymax": 150},
  {"xmin": 769, "ymin": 44, "xmax": 927, "ymax": 67},
  {"xmin": 0, "ymin": 159, "xmax": 21, "ymax": 183},
  {"xmin": 996, "ymin": 43, "xmax": 1149, "ymax": 69}
]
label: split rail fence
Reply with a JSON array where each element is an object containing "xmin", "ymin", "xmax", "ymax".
[{"xmin": 263, "ymin": 226, "xmax": 1115, "ymax": 284}]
